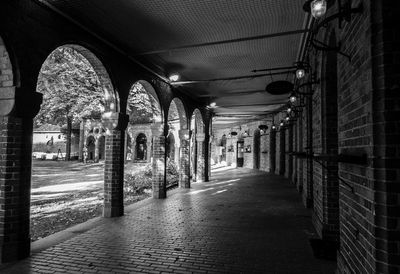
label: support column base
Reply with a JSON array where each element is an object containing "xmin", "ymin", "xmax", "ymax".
[
  {"xmin": 1, "ymin": 239, "xmax": 30, "ymax": 263},
  {"xmin": 153, "ymin": 189, "xmax": 166, "ymax": 199},
  {"xmin": 103, "ymin": 206, "xmax": 124, "ymax": 218}
]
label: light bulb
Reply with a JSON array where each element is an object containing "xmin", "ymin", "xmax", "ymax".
[
  {"xmin": 296, "ymin": 68, "xmax": 306, "ymax": 79},
  {"xmin": 311, "ymin": 0, "xmax": 327, "ymax": 19}
]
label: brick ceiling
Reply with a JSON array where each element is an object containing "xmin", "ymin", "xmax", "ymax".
[{"xmin": 41, "ymin": 0, "xmax": 310, "ymax": 127}]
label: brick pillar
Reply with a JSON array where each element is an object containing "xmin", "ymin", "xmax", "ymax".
[
  {"xmin": 278, "ymin": 128, "xmax": 286, "ymax": 176},
  {"xmin": 269, "ymin": 130, "xmax": 276, "ymax": 173},
  {"xmin": 196, "ymin": 133, "xmax": 206, "ymax": 182},
  {"xmin": 123, "ymin": 131, "xmax": 128, "ymax": 164},
  {"xmin": 78, "ymin": 120, "xmax": 84, "ymax": 161},
  {"xmin": 94, "ymin": 137, "xmax": 100, "ymax": 163},
  {"xmin": 0, "ymin": 116, "xmax": 31, "ymax": 262},
  {"xmin": 178, "ymin": 129, "xmax": 190, "ymax": 188},
  {"xmin": 102, "ymin": 112, "xmax": 128, "ymax": 217},
  {"xmin": 151, "ymin": 123, "xmax": 166, "ymax": 199},
  {"xmin": 204, "ymin": 133, "xmax": 210, "ymax": 182},
  {"xmin": 0, "ymin": 90, "xmax": 42, "ymax": 263}
]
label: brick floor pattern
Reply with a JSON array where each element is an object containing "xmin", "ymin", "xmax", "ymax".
[{"xmin": 2, "ymin": 168, "xmax": 335, "ymax": 273}]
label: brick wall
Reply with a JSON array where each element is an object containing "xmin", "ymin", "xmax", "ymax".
[
  {"xmin": 243, "ymin": 136, "xmax": 253, "ymax": 169},
  {"xmin": 260, "ymin": 132, "xmax": 270, "ymax": 172},
  {"xmin": 0, "ymin": 37, "xmax": 13, "ymax": 88}
]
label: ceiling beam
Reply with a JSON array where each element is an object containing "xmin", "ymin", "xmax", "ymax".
[
  {"xmin": 134, "ymin": 29, "xmax": 310, "ymax": 56},
  {"xmin": 216, "ymin": 102, "xmax": 286, "ymax": 108},
  {"xmin": 171, "ymin": 70, "xmax": 296, "ymax": 85}
]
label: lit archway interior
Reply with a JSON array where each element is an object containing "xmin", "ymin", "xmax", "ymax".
[{"xmin": 31, "ymin": 44, "xmax": 117, "ymax": 241}]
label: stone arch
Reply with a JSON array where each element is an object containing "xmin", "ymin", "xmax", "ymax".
[
  {"xmin": 0, "ymin": 35, "xmax": 15, "ymax": 116},
  {"xmin": 45, "ymin": 44, "xmax": 119, "ymax": 113},
  {"xmin": 253, "ymin": 129, "xmax": 261, "ymax": 169},
  {"xmin": 191, "ymin": 108, "xmax": 205, "ymax": 133},
  {"xmin": 126, "ymin": 80, "xmax": 165, "ymax": 198},
  {"xmin": 190, "ymin": 108, "xmax": 206, "ymax": 182},
  {"xmin": 168, "ymin": 98, "xmax": 188, "ymax": 130},
  {"xmin": 127, "ymin": 80, "xmax": 163, "ymax": 123}
]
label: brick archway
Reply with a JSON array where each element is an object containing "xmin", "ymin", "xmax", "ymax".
[
  {"xmin": 190, "ymin": 109, "xmax": 206, "ymax": 182},
  {"xmin": 127, "ymin": 80, "xmax": 165, "ymax": 198},
  {"xmin": 168, "ymin": 98, "xmax": 190, "ymax": 188}
]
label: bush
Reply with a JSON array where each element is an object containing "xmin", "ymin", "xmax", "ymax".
[
  {"xmin": 166, "ymin": 159, "xmax": 179, "ymax": 187},
  {"xmin": 124, "ymin": 167, "xmax": 152, "ymax": 196}
]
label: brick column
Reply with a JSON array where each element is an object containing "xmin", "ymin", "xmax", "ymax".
[
  {"xmin": 78, "ymin": 120, "xmax": 84, "ymax": 161},
  {"xmin": 102, "ymin": 112, "xmax": 128, "ymax": 217},
  {"xmin": 269, "ymin": 130, "xmax": 276, "ymax": 173},
  {"xmin": 0, "ymin": 90, "xmax": 42, "ymax": 263},
  {"xmin": 178, "ymin": 129, "xmax": 190, "ymax": 188},
  {"xmin": 94, "ymin": 137, "xmax": 100, "ymax": 163},
  {"xmin": 151, "ymin": 123, "xmax": 166, "ymax": 199},
  {"xmin": 196, "ymin": 133, "xmax": 206, "ymax": 182}
]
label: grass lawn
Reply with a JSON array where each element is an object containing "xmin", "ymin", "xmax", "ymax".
[{"xmin": 31, "ymin": 160, "xmax": 151, "ymax": 241}]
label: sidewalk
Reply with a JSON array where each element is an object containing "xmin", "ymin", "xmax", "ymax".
[{"xmin": 1, "ymin": 168, "xmax": 336, "ymax": 273}]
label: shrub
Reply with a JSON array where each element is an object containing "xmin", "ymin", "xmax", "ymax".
[{"xmin": 124, "ymin": 168, "xmax": 152, "ymax": 196}]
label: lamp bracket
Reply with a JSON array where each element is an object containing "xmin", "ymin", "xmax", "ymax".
[{"xmin": 308, "ymin": 0, "xmax": 363, "ymax": 61}]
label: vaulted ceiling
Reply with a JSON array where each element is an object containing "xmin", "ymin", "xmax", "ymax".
[{"xmin": 40, "ymin": 0, "xmax": 311, "ymax": 127}]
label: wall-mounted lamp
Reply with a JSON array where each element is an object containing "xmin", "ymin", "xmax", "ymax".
[
  {"xmin": 310, "ymin": 0, "xmax": 328, "ymax": 19},
  {"xmin": 295, "ymin": 62, "xmax": 310, "ymax": 79},
  {"xmin": 279, "ymin": 120, "xmax": 284, "ymax": 127},
  {"xmin": 271, "ymin": 124, "xmax": 277, "ymax": 131},
  {"xmin": 289, "ymin": 94, "xmax": 297, "ymax": 104},
  {"xmin": 303, "ymin": 0, "xmax": 363, "ymax": 61}
]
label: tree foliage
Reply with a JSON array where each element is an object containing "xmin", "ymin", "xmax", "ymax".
[
  {"xmin": 127, "ymin": 82, "xmax": 162, "ymax": 124},
  {"xmin": 35, "ymin": 47, "xmax": 105, "ymax": 128}
]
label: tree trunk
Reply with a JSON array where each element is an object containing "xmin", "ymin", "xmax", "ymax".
[{"xmin": 66, "ymin": 117, "xmax": 72, "ymax": 161}]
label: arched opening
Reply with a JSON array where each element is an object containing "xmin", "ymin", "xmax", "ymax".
[
  {"xmin": 86, "ymin": 135, "xmax": 96, "ymax": 160},
  {"xmin": 31, "ymin": 44, "xmax": 117, "ymax": 241},
  {"xmin": 253, "ymin": 129, "xmax": 261, "ymax": 169},
  {"xmin": 125, "ymin": 80, "xmax": 164, "ymax": 200},
  {"xmin": 190, "ymin": 109, "xmax": 205, "ymax": 182},
  {"xmin": 135, "ymin": 133, "xmax": 147, "ymax": 161},
  {"xmin": 167, "ymin": 98, "xmax": 188, "ymax": 188},
  {"xmin": 236, "ymin": 137, "xmax": 244, "ymax": 168},
  {"xmin": 166, "ymin": 133, "xmax": 175, "ymax": 161}
]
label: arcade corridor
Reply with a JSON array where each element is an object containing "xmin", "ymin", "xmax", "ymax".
[
  {"xmin": 1, "ymin": 1, "xmax": 399, "ymax": 273},
  {"xmin": 0, "ymin": 168, "xmax": 335, "ymax": 273}
]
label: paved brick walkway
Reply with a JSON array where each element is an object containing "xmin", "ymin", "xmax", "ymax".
[{"xmin": 1, "ymin": 168, "xmax": 335, "ymax": 273}]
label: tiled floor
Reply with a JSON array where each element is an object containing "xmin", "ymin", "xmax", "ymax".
[{"xmin": 1, "ymin": 167, "xmax": 336, "ymax": 273}]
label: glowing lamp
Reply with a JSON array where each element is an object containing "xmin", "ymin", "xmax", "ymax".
[
  {"xmin": 311, "ymin": 0, "xmax": 327, "ymax": 19},
  {"xmin": 168, "ymin": 74, "xmax": 180, "ymax": 82}
]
